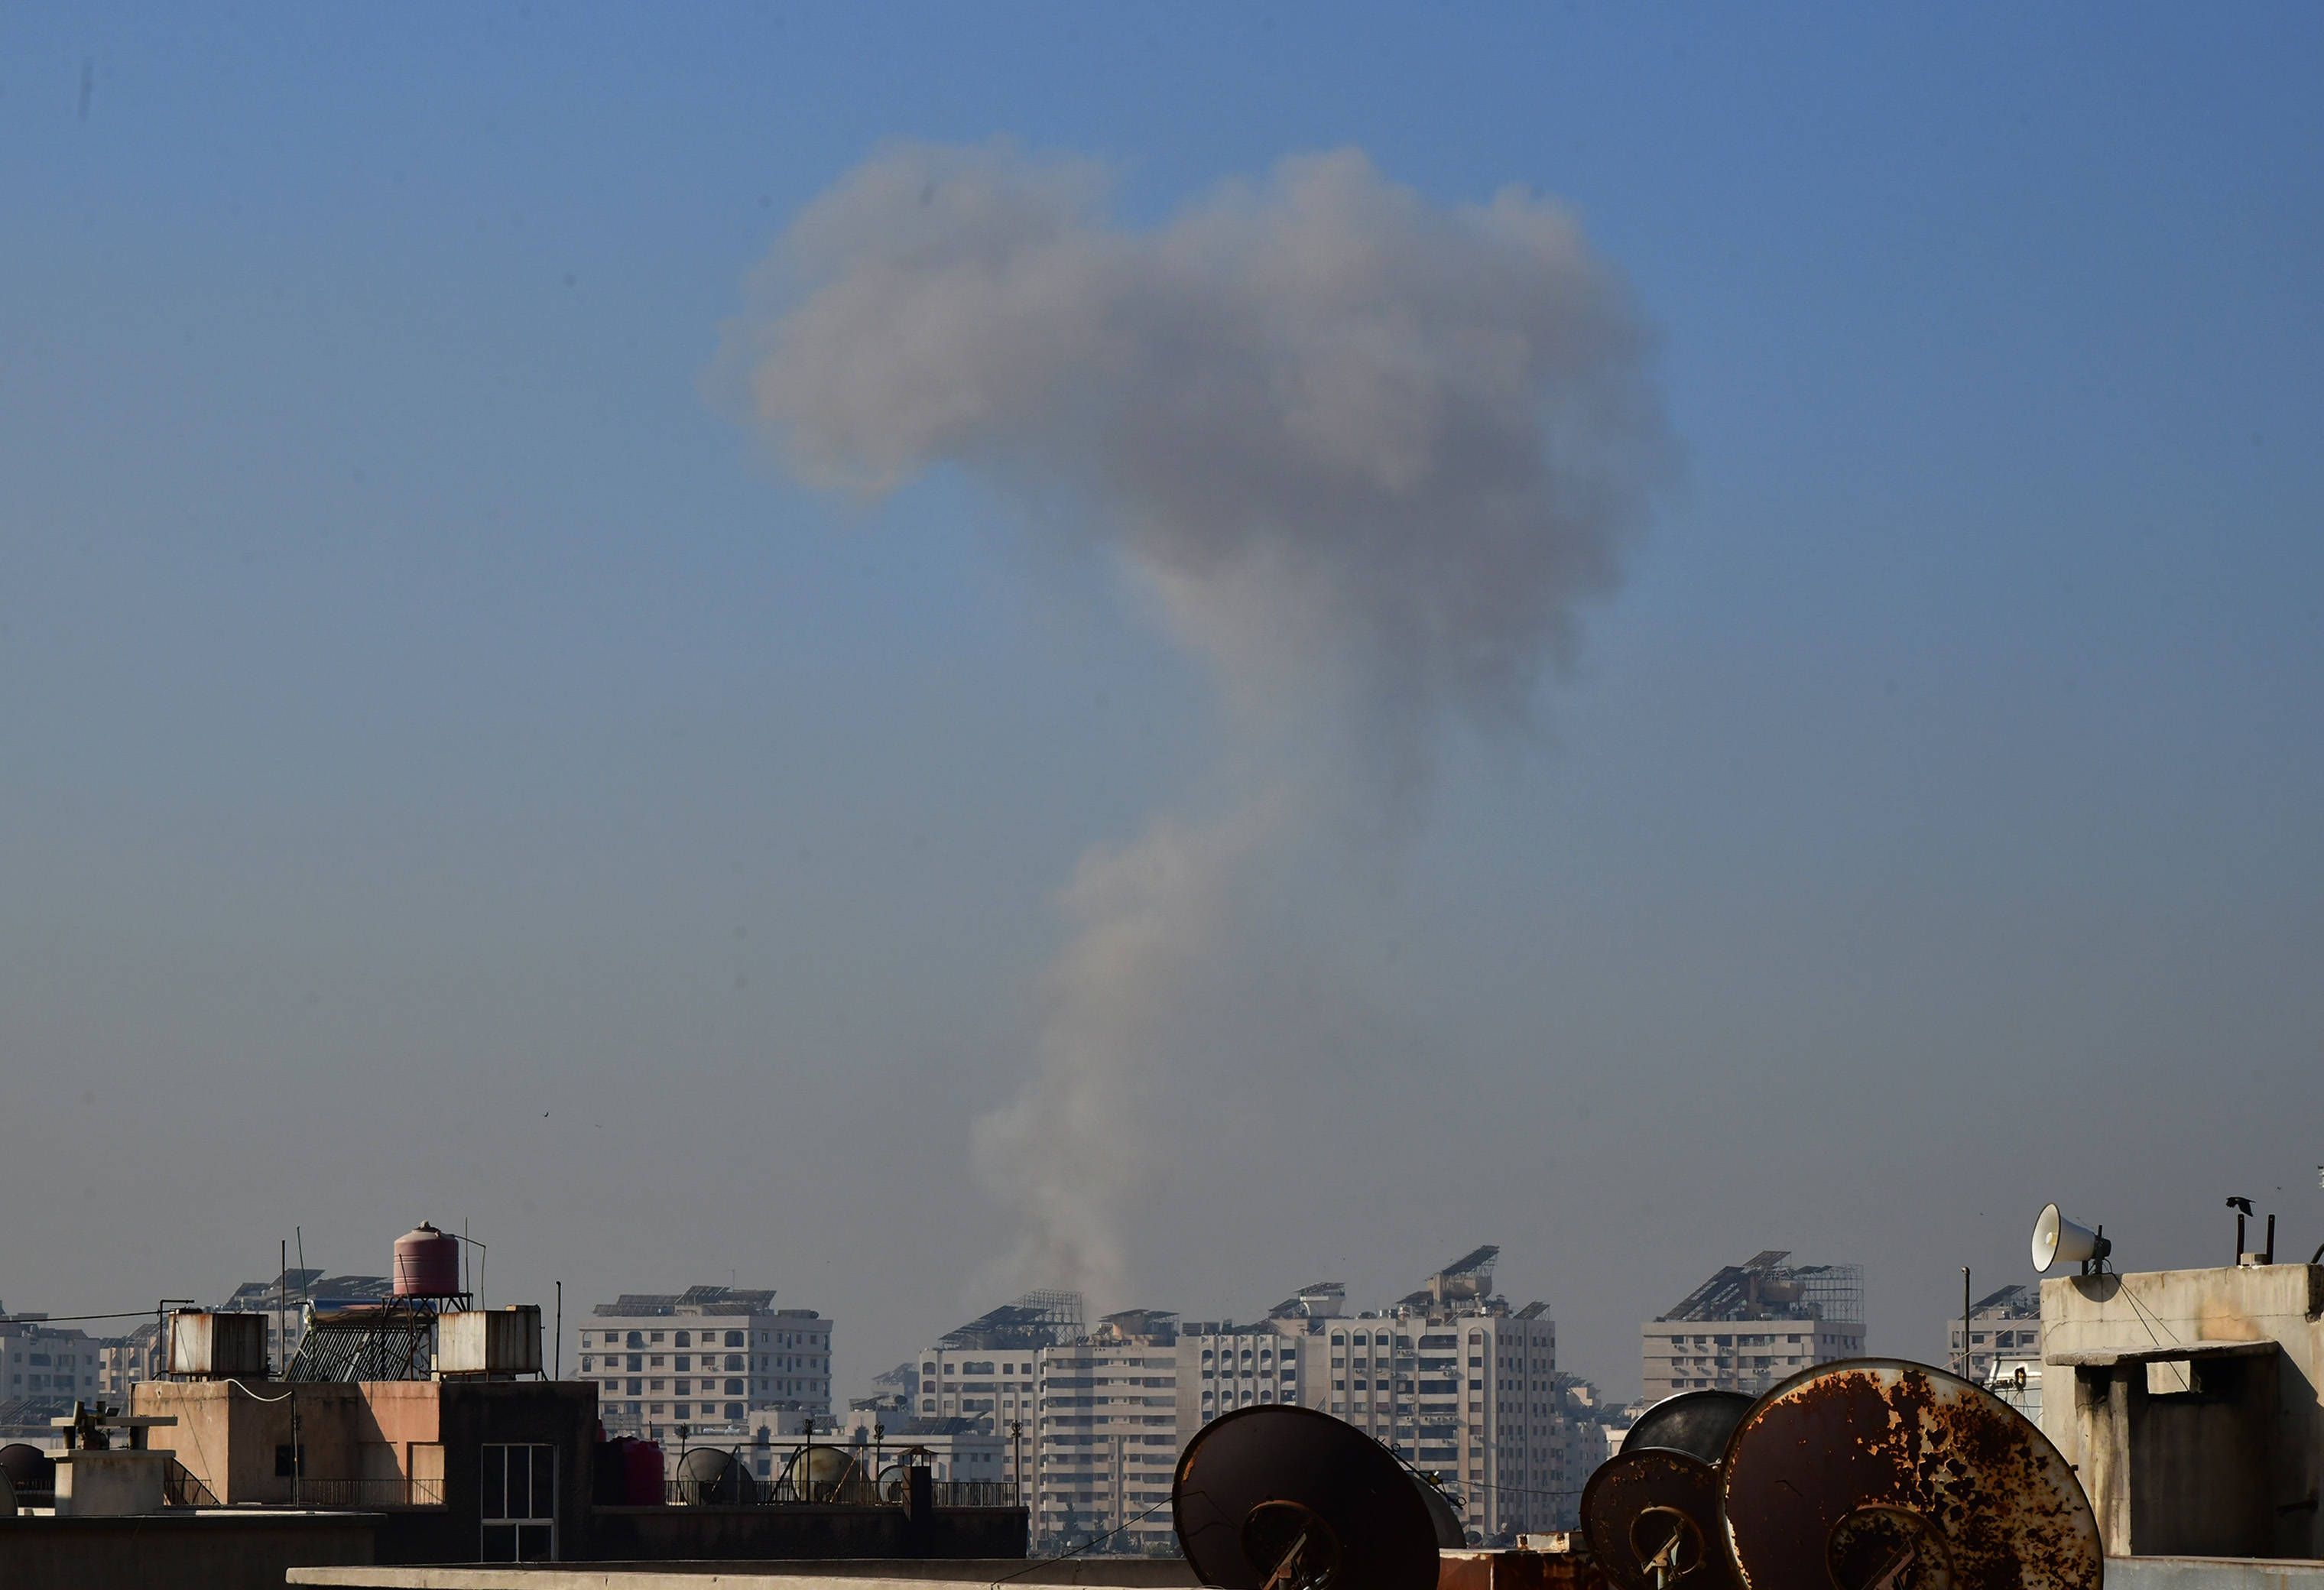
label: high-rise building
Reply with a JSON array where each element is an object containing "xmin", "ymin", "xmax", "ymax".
[
  {"xmin": 1034, "ymin": 1309, "xmax": 1181, "ymax": 1553},
  {"xmin": 0, "ymin": 1313, "xmax": 105, "ymax": 1434},
  {"xmin": 1183, "ymin": 1253, "xmax": 1569, "ymax": 1540},
  {"xmin": 577, "ymin": 1287, "xmax": 830, "ymax": 1444},
  {"xmin": 923, "ymin": 1249, "xmax": 1570, "ymax": 1547},
  {"xmin": 96, "ymin": 1321, "xmax": 161, "ymax": 1401},
  {"xmin": 1173, "ymin": 1316, "xmax": 1326, "ymax": 1431},
  {"xmin": 1308, "ymin": 1249, "xmax": 1566, "ymax": 1540},
  {"xmin": 1640, "ymin": 1251, "xmax": 1865, "ymax": 1403},
  {"xmin": 908, "ymin": 1290, "xmax": 1082, "ymax": 1496}
]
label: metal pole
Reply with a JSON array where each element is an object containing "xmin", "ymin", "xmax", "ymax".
[
  {"xmin": 295, "ymin": 1228, "xmax": 308, "ymax": 1364},
  {"xmin": 555, "ymin": 1282, "xmax": 563, "ymax": 1380},
  {"xmin": 1961, "ymin": 1267, "xmax": 1972, "ymax": 1381}
]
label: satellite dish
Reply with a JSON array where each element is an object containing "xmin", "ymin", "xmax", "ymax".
[
  {"xmin": 670, "ymin": 1446, "xmax": 755, "ymax": 1505},
  {"xmin": 1414, "ymin": 1474, "xmax": 1465, "ymax": 1551},
  {"xmin": 781, "ymin": 1442, "xmax": 861, "ymax": 1502},
  {"xmin": 1173, "ymin": 1406, "xmax": 1447, "ymax": 1590},
  {"xmin": 1621, "ymin": 1390, "xmax": 1754, "ymax": 1464},
  {"xmin": 1720, "ymin": 1359, "xmax": 2101, "ymax": 1590},
  {"xmin": 0, "ymin": 1444, "xmax": 51, "ymax": 1504},
  {"xmin": 1582, "ymin": 1447, "xmax": 1739, "ymax": 1589},
  {"xmin": 2030, "ymin": 1203, "xmax": 2109, "ymax": 1274}
]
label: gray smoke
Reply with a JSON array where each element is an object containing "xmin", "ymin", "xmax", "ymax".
[
  {"xmin": 729, "ymin": 141, "xmax": 1664, "ymax": 773},
  {"xmin": 725, "ymin": 142, "xmax": 1667, "ymax": 1303},
  {"xmin": 968, "ymin": 803, "xmax": 1279, "ymax": 1305}
]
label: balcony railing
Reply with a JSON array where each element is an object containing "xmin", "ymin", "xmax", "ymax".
[
  {"xmin": 663, "ymin": 1474, "xmax": 1014, "ymax": 1509},
  {"xmin": 282, "ymin": 1475, "xmax": 446, "ymax": 1508}
]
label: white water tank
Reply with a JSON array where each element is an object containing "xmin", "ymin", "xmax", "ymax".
[
  {"xmin": 437, "ymin": 1306, "xmax": 543, "ymax": 1377},
  {"xmin": 166, "ymin": 1311, "xmax": 270, "ymax": 1379}
]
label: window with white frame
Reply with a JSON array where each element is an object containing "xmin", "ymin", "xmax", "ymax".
[{"xmin": 479, "ymin": 1443, "xmax": 556, "ymax": 1562}]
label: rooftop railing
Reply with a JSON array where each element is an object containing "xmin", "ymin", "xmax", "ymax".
[
  {"xmin": 277, "ymin": 1475, "xmax": 444, "ymax": 1508},
  {"xmin": 663, "ymin": 1472, "xmax": 1013, "ymax": 1509}
]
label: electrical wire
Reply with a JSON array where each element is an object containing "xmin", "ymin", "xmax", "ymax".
[
  {"xmin": 989, "ymin": 1491, "xmax": 1184, "ymax": 1586},
  {"xmin": 0, "ymin": 1309, "xmax": 174, "ymax": 1326},
  {"xmin": 221, "ymin": 1377, "xmax": 301, "ymax": 1403}
]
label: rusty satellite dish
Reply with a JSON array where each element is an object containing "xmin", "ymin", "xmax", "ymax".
[
  {"xmin": 1719, "ymin": 1358, "xmax": 2102, "ymax": 1590},
  {"xmin": 1582, "ymin": 1446, "xmax": 1740, "ymax": 1590},
  {"xmin": 1173, "ymin": 1406, "xmax": 1452, "ymax": 1590},
  {"xmin": 1621, "ymin": 1389, "xmax": 1754, "ymax": 1464}
]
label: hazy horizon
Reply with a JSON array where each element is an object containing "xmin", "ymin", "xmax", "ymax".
[{"xmin": 4, "ymin": 5, "xmax": 2321, "ymax": 1406}]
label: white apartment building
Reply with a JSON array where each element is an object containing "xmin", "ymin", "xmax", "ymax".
[
  {"xmin": 0, "ymin": 1318, "xmax": 103, "ymax": 1406},
  {"xmin": 1310, "ymin": 1250, "xmax": 1566, "ymax": 1542},
  {"xmin": 1945, "ymin": 1283, "xmax": 2041, "ymax": 1382},
  {"xmin": 96, "ymin": 1322, "xmax": 161, "ymax": 1401},
  {"xmin": 1034, "ymin": 1309, "xmax": 1180, "ymax": 1554},
  {"xmin": 1641, "ymin": 1251, "xmax": 1865, "ymax": 1403},
  {"xmin": 910, "ymin": 1290, "xmax": 1082, "ymax": 1494},
  {"xmin": 1175, "ymin": 1319, "xmax": 1323, "ymax": 1430},
  {"xmin": 915, "ymin": 1254, "xmax": 1572, "ymax": 1546},
  {"xmin": 577, "ymin": 1286, "xmax": 831, "ymax": 1445}
]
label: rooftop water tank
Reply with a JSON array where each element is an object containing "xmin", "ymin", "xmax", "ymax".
[
  {"xmin": 392, "ymin": 1222, "xmax": 462, "ymax": 1298},
  {"xmin": 166, "ymin": 1310, "xmax": 270, "ymax": 1378},
  {"xmin": 436, "ymin": 1306, "xmax": 543, "ymax": 1377}
]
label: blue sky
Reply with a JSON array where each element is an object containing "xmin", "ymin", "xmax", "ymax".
[{"xmin": 3, "ymin": 5, "xmax": 2319, "ymax": 1396}]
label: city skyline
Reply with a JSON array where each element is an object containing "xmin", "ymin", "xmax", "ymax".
[{"xmin": 4, "ymin": 4, "xmax": 2320, "ymax": 1420}]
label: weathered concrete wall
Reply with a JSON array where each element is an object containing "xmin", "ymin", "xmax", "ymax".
[
  {"xmin": 2106, "ymin": 1556, "xmax": 2324, "ymax": 1589},
  {"xmin": 0, "ymin": 1510, "xmax": 376, "ymax": 1590},
  {"xmin": 2042, "ymin": 1265, "xmax": 2324, "ymax": 1558},
  {"xmin": 134, "ymin": 1376, "xmax": 598, "ymax": 1559},
  {"xmin": 134, "ymin": 1378, "xmax": 423, "ymax": 1504},
  {"xmin": 54, "ymin": 1446, "xmax": 170, "ymax": 1514}
]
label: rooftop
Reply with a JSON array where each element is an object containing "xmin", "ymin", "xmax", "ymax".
[
  {"xmin": 1657, "ymin": 1251, "xmax": 1864, "ymax": 1324},
  {"xmin": 935, "ymin": 1291, "xmax": 1084, "ymax": 1352},
  {"xmin": 219, "ymin": 1271, "xmax": 393, "ymax": 1311},
  {"xmin": 592, "ymin": 1287, "xmax": 783, "ymax": 1318},
  {"xmin": 1970, "ymin": 1282, "xmax": 2040, "ymax": 1318}
]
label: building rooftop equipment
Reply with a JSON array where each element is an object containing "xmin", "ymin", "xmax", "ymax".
[
  {"xmin": 935, "ymin": 1290, "xmax": 1085, "ymax": 1351},
  {"xmin": 1399, "ymin": 1244, "xmax": 1499, "ymax": 1307},
  {"xmin": 1657, "ymin": 1251, "xmax": 1864, "ymax": 1324},
  {"xmin": 1267, "ymin": 1281, "xmax": 1347, "ymax": 1320},
  {"xmin": 592, "ymin": 1286, "xmax": 781, "ymax": 1317}
]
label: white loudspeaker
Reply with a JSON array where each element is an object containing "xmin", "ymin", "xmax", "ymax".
[{"xmin": 2031, "ymin": 1202, "xmax": 2108, "ymax": 1272}]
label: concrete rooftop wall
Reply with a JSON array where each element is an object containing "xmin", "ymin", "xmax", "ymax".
[{"xmin": 2042, "ymin": 1264, "xmax": 2324, "ymax": 1558}]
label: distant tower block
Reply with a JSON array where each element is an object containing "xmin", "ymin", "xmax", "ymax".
[{"xmin": 392, "ymin": 1222, "xmax": 463, "ymax": 1298}]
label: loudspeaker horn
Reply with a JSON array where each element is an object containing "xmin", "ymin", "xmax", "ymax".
[{"xmin": 2031, "ymin": 1202, "xmax": 2109, "ymax": 1273}]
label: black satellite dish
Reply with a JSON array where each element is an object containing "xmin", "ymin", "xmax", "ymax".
[
  {"xmin": 0, "ymin": 1444, "xmax": 52, "ymax": 1499},
  {"xmin": 1582, "ymin": 1447, "xmax": 1739, "ymax": 1590},
  {"xmin": 1173, "ymin": 1406, "xmax": 1450, "ymax": 1590},
  {"xmin": 1621, "ymin": 1389, "xmax": 1754, "ymax": 1464}
]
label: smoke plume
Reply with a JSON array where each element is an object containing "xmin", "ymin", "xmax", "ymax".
[
  {"xmin": 725, "ymin": 142, "xmax": 1667, "ymax": 1303},
  {"xmin": 967, "ymin": 804, "xmax": 1278, "ymax": 1304}
]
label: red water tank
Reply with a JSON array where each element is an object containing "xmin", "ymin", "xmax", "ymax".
[{"xmin": 392, "ymin": 1222, "xmax": 462, "ymax": 1297}]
